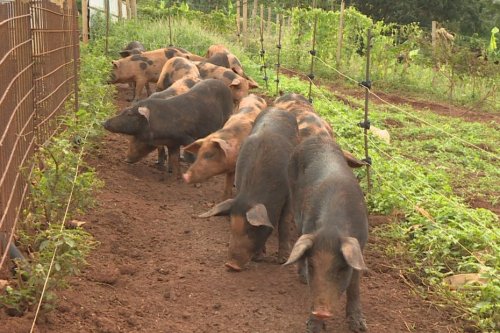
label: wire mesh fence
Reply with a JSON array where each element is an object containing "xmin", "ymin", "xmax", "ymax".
[{"xmin": 0, "ymin": 0, "xmax": 79, "ymax": 269}]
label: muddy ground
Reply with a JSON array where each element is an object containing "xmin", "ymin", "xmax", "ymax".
[{"xmin": 0, "ymin": 85, "xmax": 471, "ymax": 333}]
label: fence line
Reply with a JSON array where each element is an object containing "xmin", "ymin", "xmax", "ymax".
[
  {"xmin": 296, "ymin": 63, "xmax": 496, "ymax": 240},
  {"xmin": 313, "ymin": 56, "xmax": 499, "ymax": 160},
  {"xmin": 0, "ymin": 0, "xmax": 79, "ymax": 270}
]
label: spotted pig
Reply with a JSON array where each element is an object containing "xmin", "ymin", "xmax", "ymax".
[
  {"xmin": 156, "ymin": 56, "xmax": 200, "ymax": 91},
  {"xmin": 182, "ymin": 94, "xmax": 267, "ymax": 198}
]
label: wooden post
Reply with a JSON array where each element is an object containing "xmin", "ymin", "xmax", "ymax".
[
  {"xmin": 259, "ymin": 3, "xmax": 268, "ymax": 89},
  {"xmin": 336, "ymin": 0, "xmax": 345, "ymax": 68},
  {"xmin": 236, "ymin": 0, "xmax": 241, "ymax": 42},
  {"xmin": 308, "ymin": 15, "xmax": 318, "ymax": 103},
  {"xmin": 82, "ymin": 0, "xmax": 89, "ymax": 43},
  {"xmin": 168, "ymin": 14, "xmax": 173, "ymax": 46},
  {"xmin": 117, "ymin": 0, "xmax": 122, "ymax": 19},
  {"xmin": 105, "ymin": 0, "xmax": 110, "ymax": 53},
  {"xmin": 267, "ymin": 7, "xmax": 271, "ymax": 34},
  {"xmin": 130, "ymin": 0, "xmax": 137, "ymax": 18},
  {"xmin": 243, "ymin": 0, "xmax": 248, "ymax": 45},
  {"xmin": 432, "ymin": 20, "xmax": 437, "ymax": 49},
  {"xmin": 275, "ymin": 14, "xmax": 283, "ymax": 96},
  {"xmin": 125, "ymin": 0, "xmax": 131, "ymax": 19},
  {"xmin": 252, "ymin": 0, "xmax": 258, "ymax": 34},
  {"xmin": 362, "ymin": 28, "xmax": 372, "ymax": 192}
]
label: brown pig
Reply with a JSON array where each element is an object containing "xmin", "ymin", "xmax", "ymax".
[
  {"xmin": 197, "ymin": 62, "xmax": 258, "ymax": 105},
  {"xmin": 182, "ymin": 94, "xmax": 267, "ymax": 198},
  {"xmin": 156, "ymin": 56, "xmax": 200, "ymax": 91},
  {"xmin": 198, "ymin": 108, "xmax": 299, "ymax": 271},
  {"xmin": 205, "ymin": 44, "xmax": 258, "ymax": 87},
  {"xmin": 109, "ymin": 47, "xmax": 204, "ymax": 101}
]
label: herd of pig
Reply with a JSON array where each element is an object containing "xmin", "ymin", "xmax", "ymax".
[{"xmin": 104, "ymin": 41, "xmax": 370, "ymax": 333}]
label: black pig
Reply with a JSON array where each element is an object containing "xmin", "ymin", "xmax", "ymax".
[
  {"xmin": 284, "ymin": 136, "xmax": 369, "ymax": 333},
  {"xmin": 103, "ymin": 79, "xmax": 233, "ymax": 177},
  {"xmin": 199, "ymin": 108, "xmax": 298, "ymax": 271}
]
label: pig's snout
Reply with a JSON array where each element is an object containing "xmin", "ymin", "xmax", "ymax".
[
  {"xmin": 224, "ymin": 261, "xmax": 242, "ymax": 272},
  {"xmin": 102, "ymin": 120, "xmax": 111, "ymax": 130},
  {"xmin": 182, "ymin": 172, "xmax": 192, "ymax": 183},
  {"xmin": 312, "ymin": 309, "xmax": 333, "ymax": 319}
]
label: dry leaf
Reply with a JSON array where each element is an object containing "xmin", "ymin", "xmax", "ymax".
[
  {"xmin": 66, "ymin": 220, "xmax": 87, "ymax": 228},
  {"xmin": 414, "ymin": 205, "xmax": 435, "ymax": 223},
  {"xmin": 444, "ymin": 273, "xmax": 487, "ymax": 290}
]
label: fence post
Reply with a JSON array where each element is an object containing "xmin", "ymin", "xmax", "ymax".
[
  {"xmin": 117, "ymin": 0, "xmax": 122, "ymax": 19},
  {"xmin": 125, "ymin": 0, "xmax": 131, "ymax": 19},
  {"xmin": 242, "ymin": 0, "xmax": 248, "ymax": 46},
  {"xmin": 131, "ymin": 0, "xmax": 137, "ymax": 18},
  {"xmin": 259, "ymin": 4, "xmax": 268, "ymax": 90},
  {"xmin": 105, "ymin": 0, "xmax": 110, "ymax": 54},
  {"xmin": 72, "ymin": 0, "xmax": 79, "ymax": 112},
  {"xmin": 359, "ymin": 28, "xmax": 372, "ymax": 192},
  {"xmin": 267, "ymin": 7, "xmax": 271, "ymax": 34},
  {"xmin": 307, "ymin": 14, "xmax": 318, "ymax": 103},
  {"xmin": 236, "ymin": 0, "xmax": 241, "ymax": 43},
  {"xmin": 275, "ymin": 14, "xmax": 283, "ymax": 96},
  {"xmin": 82, "ymin": 0, "xmax": 89, "ymax": 43},
  {"xmin": 336, "ymin": 0, "xmax": 345, "ymax": 68},
  {"xmin": 251, "ymin": 0, "xmax": 258, "ymax": 34},
  {"xmin": 432, "ymin": 21, "xmax": 437, "ymax": 49},
  {"xmin": 168, "ymin": 14, "xmax": 173, "ymax": 46}
]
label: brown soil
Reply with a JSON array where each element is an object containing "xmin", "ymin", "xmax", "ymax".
[{"xmin": 0, "ymin": 86, "xmax": 470, "ymax": 333}]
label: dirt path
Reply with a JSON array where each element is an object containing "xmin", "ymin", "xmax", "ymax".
[{"xmin": 2, "ymin": 86, "xmax": 467, "ymax": 333}]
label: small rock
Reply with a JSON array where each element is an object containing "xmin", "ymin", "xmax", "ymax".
[
  {"xmin": 213, "ymin": 303, "xmax": 222, "ymax": 310},
  {"xmin": 248, "ymin": 286, "xmax": 256, "ymax": 292}
]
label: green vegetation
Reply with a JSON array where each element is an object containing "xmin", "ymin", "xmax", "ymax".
[{"xmin": 0, "ymin": 46, "xmax": 116, "ymax": 314}]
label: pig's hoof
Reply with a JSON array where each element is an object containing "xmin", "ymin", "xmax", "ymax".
[
  {"xmin": 347, "ymin": 314, "xmax": 367, "ymax": 332},
  {"xmin": 155, "ymin": 163, "xmax": 166, "ymax": 171},
  {"xmin": 306, "ymin": 317, "xmax": 326, "ymax": 333}
]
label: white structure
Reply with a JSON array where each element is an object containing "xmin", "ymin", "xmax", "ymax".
[{"xmin": 88, "ymin": 0, "xmax": 127, "ymax": 23}]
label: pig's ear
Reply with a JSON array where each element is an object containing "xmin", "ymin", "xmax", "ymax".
[
  {"xmin": 342, "ymin": 150, "xmax": 367, "ymax": 168},
  {"xmin": 137, "ymin": 106, "xmax": 150, "ymax": 122},
  {"xmin": 247, "ymin": 77, "xmax": 259, "ymax": 89},
  {"xmin": 340, "ymin": 237, "xmax": 367, "ymax": 271},
  {"xmin": 119, "ymin": 50, "xmax": 130, "ymax": 57},
  {"xmin": 211, "ymin": 138, "xmax": 232, "ymax": 157},
  {"xmin": 284, "ymin": 234, "xmax": 315, "ymax": 266},
  {"xmin": 246, "ymin": 204, "xmax": 273, "ymax": 229},
  {"xmin": 112, "ymin": 60, "xmax": 119, "ymax": 68},
  {"xmin": 231, "ymin": 66, "xmax": 245, "ymax": 77},
  {"xmin": 183, "ymin": 139, "xmax": 204, "ymax": 155},
  {"xmin": 229, "ymin": 78, "xmax": 242, "ymax": 88},
  {"xmin": 198, "ymin": 198, "xmax": 235, "ymax": 218}
]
